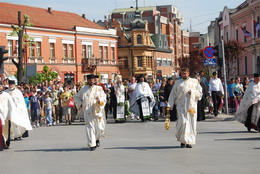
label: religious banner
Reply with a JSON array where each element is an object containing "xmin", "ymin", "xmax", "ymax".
[
  {"xmin": 141, "ymin": 97, "xmax": 150, "ymax": 117},
  {"xmin": 116, "ymin": 106, "xmax": 125, "ymax": 119}
]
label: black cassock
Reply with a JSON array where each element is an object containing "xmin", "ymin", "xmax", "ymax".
[
  {"xmin": 197, "ymin": 82, "xmax": 208, "ymax": 121},
  {"xmin": 164, "ymin": 84, "xmax": 177, "ymax": 121}
]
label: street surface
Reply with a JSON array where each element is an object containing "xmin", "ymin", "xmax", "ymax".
[{"xmin": 1, "ymin": 114, "xmax": 259, "ymax": 174}]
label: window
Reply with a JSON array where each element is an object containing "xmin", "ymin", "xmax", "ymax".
[
  {"xmin": 258, "ymin": 16, "xmax": 260, "ymax": 38},
  {"xmin": 104, "ymin": 46, "xmax": 108, "ymax": 59},
  {"xmin": 82, "ymin": 45, "xmax": 86, "ymax": 58},
  {"xmin": 68, "ymin": 44, "xmax": 73, "ymax": 58},
  {"xmin": 257, "ymin": 56, "xmax": 260, "ymax": 74},
  {"xmin": 50, "ymin": 43, "xmax": 55, "ymax": 58},
  {"xmin": 15, "ymin": 41, "xmax": 18, "ymax": 55},
  {"xmin": 157, "ymin": 60, "xmax": 161, "ymax": 66},
  {"xmin": 237, "ymin": 59, "xmax": 240, "ymax": 75},
  {"xmin": 87, "ymin": 45, "xmax": 92, "ymax": 58},
  {"xmin": 36, "ymin": 42, "xmax": 41, "ymax": 57},
  {"xmin": 226, "ymin": 32, "xmax": 229, "ymax": 41},
  {"xmin": 99, "ymin": 46, "xmax": 103, "ymax": 59},
  {"xmin": 29, "ymin": 44, "xmax": 35, "ymax": 57},
  {"xmin": 7, "ymin": 40, "xmax": 13, "ymax": 56},
  {"xmin": 245, "ymin": 56, "xmax": 248, "ymax": 75},
  {"xmin": 137, "ymin": 56, "xmax": 142, "ymax": 67},
  {"xmin": 236, "ymin": 29, "xmax": 238, "ymax": 41},
  {"xmin": 63, "ymin": 44, "xmax": 67, "ymax": 58},
  {"xmin": 111, "ymin": 47, "xmax": 115, "ymax": 60},
  {"xmin": 137, "ymin": 35, "xmax": 142, "ymax": 44}
]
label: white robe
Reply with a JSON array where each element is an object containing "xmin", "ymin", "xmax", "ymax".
[
  {"xmin": 114, "ymin": 84, "xmax": 125, "ymax": 120},
  {"xmin": 0, "ymin": 92, "xmax": 17, "ymax": 142},
  {"xmin": 168, "ymin": 78, "xmax": 202, "ymax": 145},
  {"xmin": 74, "ymin": 85, "xmax": 107, "ymax": 147},
  {"xmin": 5, "ymin": 88, "xmax": 32, "ymax": 139},
  {"xmin": 129, "ymin": 82, "xmax": 155, "ymax": 117},
  {"xmin": 235, "ymin": 81, "xmax": 260, "ymax": 126}
]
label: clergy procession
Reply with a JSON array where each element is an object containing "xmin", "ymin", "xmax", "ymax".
[{"xmin": 1, "ymin": 68, "xmax": 260, "ymax": 152}]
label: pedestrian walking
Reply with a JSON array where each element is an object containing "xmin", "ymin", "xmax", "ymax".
[
  {"xmin": 74, "ymin": 74, "xmax": 107, "ymax": 151},
  {"xmin": 168, "ymin": 68, "xmax": 202, "ymax": 148},
  {"xmin": 208, "ymin": 72, "xmax": 224, "ymax": 116},
  {"xmin": 235, "ymin": 73, "xmax": 260, "ymax": 132},
  {"xmin": 129, "ymin": 74, "xmax": 155, "ymax": 122}
]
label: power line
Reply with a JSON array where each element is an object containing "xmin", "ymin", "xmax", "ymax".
[{"xmin": 185, "ymin": 12, "xmax": 219, "ymax": 19}]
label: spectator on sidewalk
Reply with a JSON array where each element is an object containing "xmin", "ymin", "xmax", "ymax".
[{"xmin": 43, "ymin": 92, "xmax": 54, "ymax": 126}]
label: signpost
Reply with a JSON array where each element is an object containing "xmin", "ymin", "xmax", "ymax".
[
  {"xmin": 203, "ymin": 58, "xmax": 217, "ymax": 66},
  {"xmin": 203, "ymin": 46, "xmax": 215, "ymax": 59}
]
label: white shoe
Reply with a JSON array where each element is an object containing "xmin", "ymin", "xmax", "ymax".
[
  {"xmin": 136, "ymin": 116, "xmax": 140, "ymax": 120},
  {"xmin": 53, "ymin": 122, "xmax": 56, "ymax": 126},
  {"xmin": 36, "ymin": 123, "xmax": 40, "ymax": 127}
]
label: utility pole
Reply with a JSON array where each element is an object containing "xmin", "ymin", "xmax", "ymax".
[
  {"xmin": 221, "ymin": 39, "xmax": 229, "ymax": 114},
  {"xmin": 17, "ymin": 11, "xmax": 24, "ymax": 84}
]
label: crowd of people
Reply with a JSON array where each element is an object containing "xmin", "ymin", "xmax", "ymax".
[{"xmin": 1, "ymin": 68, "xmax": 260, "ymax": 151}]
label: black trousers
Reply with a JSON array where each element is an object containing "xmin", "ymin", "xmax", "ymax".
[{"xmin": 211, "ymin": 91, "xmax": 222, "ymax": 115}]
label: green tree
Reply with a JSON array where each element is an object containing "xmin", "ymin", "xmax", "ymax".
[
  {"xmin": 29, "ymin": 65, "xmax": 58, "ymax": 84},
  {"xmin": 9, "ymin": 12, "xmax": 34, "ymax": 84},
  {"xmin": 224, "ymin": 40, "xmax": 245, "ymax": 77}
]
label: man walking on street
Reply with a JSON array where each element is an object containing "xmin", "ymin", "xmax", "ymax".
[
  {"xmin": 74, "ymin": 74, "xmax": 106, "ymax": 151},
  {"xmin": 209, "ymin": 72, "xmax": 224, "ymax": 116},
  {"xmin": 168, "ymin": 68, "xmax": 202, "ymax": 148}
]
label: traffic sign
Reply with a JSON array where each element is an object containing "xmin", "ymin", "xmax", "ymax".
[
  {"xmin": 203, "ymin": 46, "xmax": 215, "ymax": 59},
  {"xmin": 203, "ymin": 58, "xmax": 217, "ymax": 66}
]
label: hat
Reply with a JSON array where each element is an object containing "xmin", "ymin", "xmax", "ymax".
[
  {"xmin": 9, "ymin": 80, "xmax": 15, "ymax": 85},
  {"xmin": 254, "ymin": 73, "xmax": 260, "ymax": 78},
  {"xmin": 94, "ymin": 75, "xmax": 99, "ymax": 78},
  {"xmin": 86, "ymin": 74, "xmax": 95, "ymax": 80},
  {"xmin": 139, "ymin": 74, "xmax": 146, "ymax": 78},
  {"xmin": 212, "ymin": 72, "xmax": 217, "ymax": 76},
  {"xmin": 167, "ymin": 77, "xmax": 173, "ymax": 81}
]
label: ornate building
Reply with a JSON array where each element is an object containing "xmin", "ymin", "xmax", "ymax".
[{"xmin": 112, "ymin": 7, "xmax": 156, "ymax": 79}]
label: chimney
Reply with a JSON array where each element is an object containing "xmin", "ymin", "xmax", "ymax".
[
  {"xmin": 48, "ymin": 7, "xmax": 52, "ymax": 13},
  {"xmin": 82, "ymin": 14, "xmax": 86, "ymax": 19}
]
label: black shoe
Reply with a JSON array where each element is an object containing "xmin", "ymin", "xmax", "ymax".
[
  {"xmin": 96, "ymin": 140, "xmax": 100, "ymax": 147},
  {"xmin": 186, "ymin": 144, "xmax": 192, "ymax": 148},
  {"xmin": 247, "ymin": 127, "xmax": 251, "ymax": 132},
  {"xmin": 153, "ymin": 117, "xmax": 159, "ymax": 121},
  {"xmin": 90, "ymin": 146, "xmax": 96, "ymax": 151},
  {"xmin": 180, "ymin": 143, "xmax": 185, "ymax": 148}
]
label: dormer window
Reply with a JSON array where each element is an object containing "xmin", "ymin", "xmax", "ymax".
[{"xmin": 137, "ymin": 35, "xmax": 142, "ymax": 44}]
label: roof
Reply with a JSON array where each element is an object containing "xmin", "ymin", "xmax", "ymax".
[
  {"xmin": 0, "ymin": 2, "xmax": 105, "ymax": 31},
  {"xmin": 112, "ymin": 6, "xmax": 155, "ymax": 13}
]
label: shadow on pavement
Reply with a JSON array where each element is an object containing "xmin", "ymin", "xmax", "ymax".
[
  {"xmin": 199, "ymin": 131, "xmax": 250, "ymax": 134},
  {"xmin": 104, "ymin": 146, "xmax": 180, "ymax": 151},
  {"xmin": 215, "ymin": 137, "xmax": 260, "ymax": 141},
  {"xmin": 15, "ymin": 147, "xmax": 88, "ymax": 152}
]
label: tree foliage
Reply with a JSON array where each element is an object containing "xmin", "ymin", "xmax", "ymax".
[
  {"xmin": 224, "ymin": 40, "xmax": 245, "ymax": 77},
  {"xmin": 178, "ymin": 50, "xmax": 205, "ymax": 77},
  {"xmin": 9, "ymin": 13, "xmax": 34, "ymax": 84},
  {"xmin": 29, "ymin": 65, "xmax": 58, "ymax": 84}
]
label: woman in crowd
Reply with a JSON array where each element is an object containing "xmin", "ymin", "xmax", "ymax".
[
  {"xmin": 233, "ymin": 77, "xmax": 244, "ymax": 112},
  {"xmin": 60, "ymin": 86, "xmax": 73, "ymax": 124}
]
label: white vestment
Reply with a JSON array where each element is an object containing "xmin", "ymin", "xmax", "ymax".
[
  {"xmin": 235, "ymin": 81, "xmax": 260, "ymax": 126},
  {"xmin": 74, "ymin": 85, "xmax": 107, "ymax": 147},
  {"xmin": 5, "ymin": 88, "xmax": 32, "ymax": 139},
  {"xmin": 129, "ymin": 82, "xmax": 155, "ymax": 117},
  {"xmin": 114, "ymin": 84, "xmax": 125, "ymax": 120},
  {"xmin": 168, "ymin": 78, "xmax": 202, "ymax": 145},
  {"xmin": 0, "ymin": 92, "xmax": 17, "ymax": 142}
]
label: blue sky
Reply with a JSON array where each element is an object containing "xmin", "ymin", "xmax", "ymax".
[{"xmin": 3, "ymin": 0, "xmax": 244, "ymax": 33}]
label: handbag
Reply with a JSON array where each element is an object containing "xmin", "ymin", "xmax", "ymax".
[{"xmin": 68, "ymin": 98, "xmax": 75, "ymax": 108}]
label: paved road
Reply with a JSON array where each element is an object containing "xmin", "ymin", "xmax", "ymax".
[{"xmin": 1, "ymin": 115, "xmax": 259, "ymax": 174}]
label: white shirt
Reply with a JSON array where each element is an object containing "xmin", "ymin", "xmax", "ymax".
[{"xmin": 209, "ymin": 78, "xmax": 224, "ymax": 95}]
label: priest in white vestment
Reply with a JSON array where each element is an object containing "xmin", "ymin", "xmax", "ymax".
[
  {"xmin": 112, "ymin": 75, "xmax": 126, "ymax": 123},
  {"xmin": 74, "ymin": 74, "xmax": 107, "ymax": 151},
  {"xmin": 5, "ymin": 80, "xmax": 32, "ymax": 139},
  {"xmin": 129, "ymin": 74, "xmax": 155, "ymax": 122},
  {"xmin": 235, "ymin": 73, "xmax": 260, "ymax": 132},
  {"xmin": 168, "ymin": 68, "xmax": 202, "ymax": 148},
  {"xmin": 0, "ymin": 82, "xmax": 18, "ymax": 149}
]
